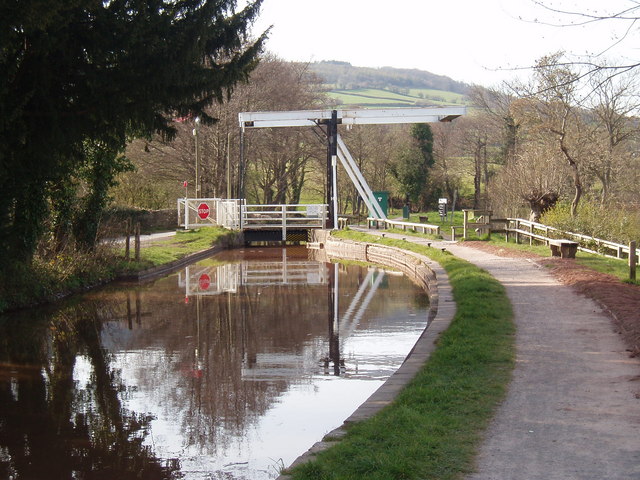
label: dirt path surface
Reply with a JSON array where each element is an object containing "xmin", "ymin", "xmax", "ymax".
[
  {"xmin": 447, "ymin": 242, "xmax": 640, "ymax": 480},
  {"xmin": 357, "ymin": 230, "xmax": 640, "ymax": 479},
  {"xmin": 463, "ymin": 241, "xmax": 640, "ymax": 359}
]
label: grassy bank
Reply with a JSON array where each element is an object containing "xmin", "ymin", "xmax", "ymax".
[
  {"xmin": 0, "ymin": 227, "xmax": 233, "ymax": 313},
  {"xmin": 286, "ymin": 230, "xmax": 515, "ymax": 480},
  {"xmin": 115, "ymin": 227, "xmax": 235, "ymax": 273}
]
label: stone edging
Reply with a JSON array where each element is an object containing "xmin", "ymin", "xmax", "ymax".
[{"xmin": 277, "ymin": 235, "xmax": 456, "ymax": 478}]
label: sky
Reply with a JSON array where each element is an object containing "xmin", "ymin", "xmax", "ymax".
[{"xmin": 245, "ymin": 0, "xmax": 640, "ymax": 87}]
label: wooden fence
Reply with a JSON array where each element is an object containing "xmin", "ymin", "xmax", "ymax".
[{"xmin": 505, "ymin": 218, "xmax": 638, "ymax": 270}]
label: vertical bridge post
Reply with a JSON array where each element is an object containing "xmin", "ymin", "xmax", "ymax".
[{"xmin": 326, "ymin": 110, "xmax": 338, "ymax": 230}]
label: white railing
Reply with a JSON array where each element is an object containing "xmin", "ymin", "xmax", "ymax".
[
  {"xmin": 178, "ymin": 199, "xmax": 327, "ymax": 236},
  {"xmin": 177, "ymin": 197, "xmax": 242, "ymax": 230},
  {"xmin": 366, "ymin": 217, "xmax": 440, "ymax": 236},
  {"xmin": 241, "ymin": 204, "xmax": 328, "ymax": 240},
  {"xmin": 505, "ymin": 218, "xmax": 639, "ymax": 264}
]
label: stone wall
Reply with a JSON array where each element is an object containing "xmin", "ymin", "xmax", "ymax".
[{"xmin": 309, "ymin": 230, "xmax": 439, "ymax": 322}]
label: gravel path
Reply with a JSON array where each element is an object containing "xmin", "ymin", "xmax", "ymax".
[{"xmin": 358, "ymin": 230, "xmax": 640, "ymax": 479}]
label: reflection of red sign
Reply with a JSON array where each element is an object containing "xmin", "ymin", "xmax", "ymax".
[
  {"xmin": 199, "ymin": 273, "xmax": 211, "ymax": 290},
  {"xmin": 197, "ymin": 202, "xmax": 210, "ymax": 219}
]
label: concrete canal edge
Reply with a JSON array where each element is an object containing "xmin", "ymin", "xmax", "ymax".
[{"xmin": 277, "ymin": 232, "xmax": 456, "ymax": 479}]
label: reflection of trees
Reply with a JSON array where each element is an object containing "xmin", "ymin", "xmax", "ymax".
[
  {"xmin": 0, "ymin": 301, "xmax": 180, "ymax": 479},
  {"xmin": 0, "ymin": 250, "xmax": 429, "ymax": 476}
]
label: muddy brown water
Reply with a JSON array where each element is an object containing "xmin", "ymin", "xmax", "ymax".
[{"xmin": 0, "ymin": 246, "xmax": 429, "ymax": 479}]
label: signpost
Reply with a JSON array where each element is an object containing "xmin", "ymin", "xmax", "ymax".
[{"xmin": 438, "ymin": 198, "xmax": 448, "ymax": 220}]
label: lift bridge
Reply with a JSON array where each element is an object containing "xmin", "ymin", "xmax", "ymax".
[{"xmin": 178, "ymin": 107, "xmax": 465, "ymax": 242}]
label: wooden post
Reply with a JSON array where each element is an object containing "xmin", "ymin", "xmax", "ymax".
[
  {"xmin": 463, "ymin": 210, "xmax": 469, "ymax": 239},
  {"xmin": 134, "ymin": 222, "xmax": 141, "ymax": 261},
  {"xmin": 529, "ymin": 223, "xmax": 533, "ymax": 246},
  {"xmin": 282, "ymin": 205, "xmax": 287, "ymax": 241},
  {"xmin": 125, "ymin": 218, "xmax": 131, "ymax": 261},
  {"xmin": 630, "ymin": 241, "xmax": 637, "ymax": 281}
]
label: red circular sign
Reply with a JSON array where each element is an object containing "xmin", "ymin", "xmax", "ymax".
[
  {"xmin": 199, "ymin": 273, "xmax": 211, "ymax": 291},
  {"xmin": 197, "ymin": 202, "xmax": 210, "ymax": 219}
]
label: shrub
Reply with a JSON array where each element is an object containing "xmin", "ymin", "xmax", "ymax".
[{"xmin": 542, "ymin": 201, "xmax": 640, "ymax": 244}]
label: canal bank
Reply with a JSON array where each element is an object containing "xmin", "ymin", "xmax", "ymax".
[
  {"xmin": 349, "ymin": 228, "xmax": 640, "ymax": 480},
  {"xmin": 276, "ymin": 232, "xmax": 457, "ymax": 477}
]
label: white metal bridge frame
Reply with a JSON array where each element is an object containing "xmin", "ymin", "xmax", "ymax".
[{"xmin": 238, "ymin": 107, "xmax": 466, "ymax": 229}]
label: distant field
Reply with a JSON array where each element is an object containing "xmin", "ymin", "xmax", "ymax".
[
  {"xmin": 327, "ymin": 87, "xmax": 468, "ymax": 108},
  {"xmin": 409, "ymin": 88, "xmax": 467, "ymax": 104}
]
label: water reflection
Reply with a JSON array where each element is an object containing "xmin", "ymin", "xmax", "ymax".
[{"xmin": 0, "ymin": 246, "xmax": 429, "ymax": 479}]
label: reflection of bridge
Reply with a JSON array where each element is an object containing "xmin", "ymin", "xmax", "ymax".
[
  {"xmin": 179, "ymin": 256, "xmax": 389, "ymax": 377},
  {"xmin": 177, "ymin": 198, "xmax": 328, "ymax": 242},
  {"xmin": 178, "ymin": 257, "xmax": 329, "ymax": 296}
]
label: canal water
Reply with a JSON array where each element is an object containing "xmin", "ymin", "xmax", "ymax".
[{"xmin": 0, "ymin": 246, "xmax": 429, "ymax": 480}]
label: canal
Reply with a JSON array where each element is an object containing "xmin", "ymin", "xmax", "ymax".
[{"xmin": 0, "ymin": 246, "xmax": 430, "ymax": 480}]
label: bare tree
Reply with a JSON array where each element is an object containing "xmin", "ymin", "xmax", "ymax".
[
  {"xmin": 514, "ymin": 53, "xmax": 587, "ymax": 216},
  {"xmin": 584, "ymin": 69, "xmax": 640, "ymax": 204},
  {"xmin": 524, "ymin": 2, "xmax": 640, "ymax": 90},
  {"xmin": 469, "ymin": 85, "xmax": 522, "ymax": 166},
  {"xmin": 431, "ymin": 122, "xmax": 463, "ymax": 203},
  {"xmin": 118, "ymin": 55, "xmax": 326, "ymax": 206},
  {"xmin": 491, "ymin": 137, "xmax": 569, "ymax": 221},
  {"xmin": 456, "ymin": 114, "xmax": 495, "ymax": 209}
]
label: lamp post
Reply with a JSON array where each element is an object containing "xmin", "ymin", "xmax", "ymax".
[{"xmin": 193, "ymin": 116, "xmax": 201, "ymax": 198}]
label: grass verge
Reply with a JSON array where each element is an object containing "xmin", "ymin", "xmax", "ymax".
[
  {"xmin": 285, "ymin": 230, "xmax": 515, "ymax": 480},
  {"xmin": 114, "ymin": 227, "xmax": 235, "ymax": 273}
]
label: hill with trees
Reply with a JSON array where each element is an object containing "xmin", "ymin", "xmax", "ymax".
[
  {"xmin": 309, "ymin": 61, "xmax": 470, "ymax": 108},
  {"xmin": 310, "ymin": 61, "xmax": 470, "ymax": 93}
]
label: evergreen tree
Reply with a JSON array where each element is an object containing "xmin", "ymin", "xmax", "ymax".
[
  {"xmin": 0, "ymin": 0, "xmax": 266, "ymax": 263},
  {"xmin": 391, "ymin": 124, "xmax": 435, "ymax": 208}
]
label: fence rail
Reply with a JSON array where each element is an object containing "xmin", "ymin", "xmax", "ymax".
[
  {"xmin": 241, "ymin": 204, "xmax": 327, "ymax": 231},
  {"xmin": 505, "ymin": 218, "xmax": 639, "ymax": 265},
  {"xmin": 366, "ymin": 217, "xmax": 440, "ymax": 236}
]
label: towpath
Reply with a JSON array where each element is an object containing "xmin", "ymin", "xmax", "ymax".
[{"xmin": 357, "ymin": 229, "xmax": 640, "ymax": 480}]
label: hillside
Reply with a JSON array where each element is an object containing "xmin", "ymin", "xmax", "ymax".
[{"xmin": 309, "ymin": 61, "xmax": 470, "ymax": 108}]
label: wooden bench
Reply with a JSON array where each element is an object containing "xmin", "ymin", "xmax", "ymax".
[{"xmin": 549, "ymin": 239, "xmax": 579, "ymax": 259}]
